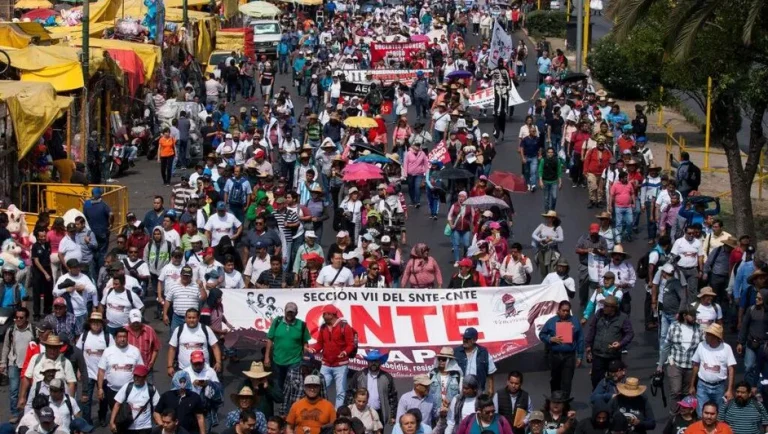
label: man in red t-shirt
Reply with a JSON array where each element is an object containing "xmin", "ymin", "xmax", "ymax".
[
  {"xmin": 610, "ymin": 171, "xmax": 636, "ymax": 242},
  {"xmin": 583, "ymin": 140, "xmax": 613, "ymax": 207}
]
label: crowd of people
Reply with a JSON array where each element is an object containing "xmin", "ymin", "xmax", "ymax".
[{"xmin": 0, "ymin": 0, "xmax": 766, "ymax": 433}]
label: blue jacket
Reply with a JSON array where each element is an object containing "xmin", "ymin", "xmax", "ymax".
[
  {"xmin": 539, "ymin": 315, "xmax": 585, "ymax": 359},
  {"xmin": 590, "ymin": 377, "xmax": 623, "ymax": 405},
  {"xmin": 453, "ymin": 344, "xmax": 490, "ymax": 390},
  {"xmin": 734, "ymin": 260, "xmax": 756, "ymax": 300}
]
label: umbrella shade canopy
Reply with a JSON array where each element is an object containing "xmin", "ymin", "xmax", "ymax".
[
  {"xmin": 344, "ymin": 116, "xmax": 378, "ymax": 129},
  {"xmin": 560, "ymin": 72, "xmax": 588, "ymax": 84},
  {"xmin": 22, "ymin": 7, "xmax": 57, "ymax": 19},
  {"xmin": 435, "ymin": 167, "xmax": 474, "ymax": 180},
  {"xmin": 15, "ymin": 0, "xmax": 52, "ymax": 8},
  {"xmin": 352, "ymin": 142, "xmax": 387, "ymax": 156},
  {"xmin": 343, "ymin": 170, "xmax": 383, "ymax": 181},
  {"xmin": 489, "ymin": 171, "xmax": 527, "ymax": 193},
  {"xmin": 446, "ymin": 69, "xmax": 473, "ymax": 79},
  {"xmin": 463, "ymin": 195, "xmax": 510, "ymax": 210},
  {"xmin": 356, "ymin": 154, "xmax": 392, "ymax": 164},
  {"xmin": 273, "ymin": 0, "xmax": 322, "ymax": 5},
  {"xmin": 343, "ymin": 162, "xmax": 382, "ymax": 173},
  {"xmin": 239, "ymin": 1, "xmax": 281, "ymax": 18},
  {"xmin": 411, "ymin": 34, "xmax": 429, "ymax": 42}
]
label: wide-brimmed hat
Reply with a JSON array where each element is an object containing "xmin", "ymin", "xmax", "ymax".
[
  {"xmin": 596, "ymin": 211, "xmax": 612, "ymax": 220},
  {"xmin": 705, "ymin": 323, "xmax": 724, "ymax": 340},
  {"xmin": 42, "ymin": 335, "xmax": 64, "ymax": 347},
  {"xmin": 610, "ymin": 245, "xmax": 630, "ymax": 259},
  {"xmin": 362, "ymin": 349, "xmax": 389, "ymax": 364},
  {"xmin": 748, "ymin": 268, "xmax": 768, "ymax": 285},
  {"xmin": 541, "ymin": 210, "xmax": 558, "ymax": 218},
  {"xmin": 545, "ymin": 390, "xmax": 573, "ymax": 403},
  {"xmin": 722, "ymin": 236, "xmax": 739, "ymax": 249},
  {"xmin": 698, "ymin": 286, "xmax": 717, "ymax": 298},
  {"xmin": 89, "ymin": 311, "xmax": 104, "ymax": 322},
  {"xmin": 617, "ymin": 377, "xmax": 647, "ymax": 397},
  {"xmin": 242, "ymin": 362, "xmax": 272, "ymax": 379},
  {"xmin": 437, "ymin": 347, "xmax": 455, "ymax": 359},
  {"xmin": 230, "ymin": 386, "xmax": 255, "ymax": 406}
]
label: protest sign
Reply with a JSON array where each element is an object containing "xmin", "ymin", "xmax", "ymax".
[
  {"xmin": 341, "ymin": 69, "xmax": 433, "ymax": 86},
  {"xmin": 428, "ymin": 140, "xmax": 453, "ymax": 165},
  {"xmin": 488, "ymin": 20, "xmax": 513, "ymax": 69},
  {"xmin": 223, "ymin": 283, "xmax": 568, "ymax": 376},
  {"xmin": 370, "ymin": 41, "xmax": 429, "ymax": 63}
]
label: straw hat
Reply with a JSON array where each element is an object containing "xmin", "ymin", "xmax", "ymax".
[
  {"xmin": 617, "ymin": 378, "xmax": 647, "ymax": 397},
  {"xmin": 230, "ymin": 386, "xmax": 256, "ymax": 407},
  {"xmin": 88, "ymin": 311, "xmax": 104, "ymax": 322},
  {"xmin": 541, "ymin": 210, "xmax": 558, "ymax": 218},
  {"xmin": 698, "ymin": 286, "xmax": 717, "ymax": 298},
  {"xmin": 748, "ymin": 268, "xmax": 768, "ymax": 285},
  {"xmin": 437, "ymin": 347, "xmax": 455, "ymax": 359},
  {"xmin": 610, "ymin": 245, "xmax": 630, "ymax": 259},
  {"xmin": 722, "ymin": 236, "xmax": 739, "ymax": 249},
  {"xmin": 595, "ymin": 211, "xmax": 612, "ymax": 220},
  {"xmin": 242, "ymin": 362, "xmax": 272, "ymax": 379},
  {"xmin": 705, "ymin": 323, "xmax": 724, "ymax": 340},
  {"xmin": 42, "ymin": 335, "xmax": 64, "ymax": 347}
]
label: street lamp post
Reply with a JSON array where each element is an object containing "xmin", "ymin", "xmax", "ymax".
[{"xmin": 575, "ymin": 0, "xmax": 583, "ymax": 72}]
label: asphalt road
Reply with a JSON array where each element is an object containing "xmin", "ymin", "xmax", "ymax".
[{"xmin": 0, "ymin": 26, "xmax": 678, "ymax": 432}]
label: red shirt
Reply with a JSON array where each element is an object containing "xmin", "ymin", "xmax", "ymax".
[
  {"xmin": 583, "ymin": 148, "xmax": 612, "ymax": 175},
  {"xmin": 617, "ymin": 136, "xmax": 635, "ymax": 153},
  {"xmin": 311, "ymin": 319, "xmax": 356, "ymax": 367},
  {"xmin": 126, "ymin": 324, "xmax": 161, "ymax": 366},
  {"xmin": 610, "ymin": 181, "xmax": 635, "ymax": 208},
  {"xmin": 627, "ymin": 170, "xmax": 644, "ymax": 192}
]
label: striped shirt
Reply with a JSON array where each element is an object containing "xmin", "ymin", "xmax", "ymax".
[
  {"xmin": 126, "ymin": 323, "xmax": 161, "ymax": 366},
  {"xmin": 171, "ymin": 183, "xmax": 197, "ymax": 213},
  {"xmin": 718, "ymin": 398, "xmax": 768, "ymax": 434},
  {"xmin": 273, "ymin": 209, "xmax": 299, "ymax": 239},
  {"xmin": 164, "ymin": 281, "xmax": 202, "ymax": 316}
]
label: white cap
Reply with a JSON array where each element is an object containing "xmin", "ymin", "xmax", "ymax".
[
  {"xmin": 305, "ymin": 231, "xmax": 317, "ymax": 239},
  {"xmin": 482, "ymin": 133, "xmax": 489, "ymax": 137},
  {"xmin": 129, "ymin": 309, "xmax": 142, "ymax": 324},
  {"xmin": 661, "ymin": 263, "xmax": 675, "ymax": 274},
  {"xmin": 367, "ymin": 243, "xmax": 380, "ymax": 252},
  {"xmin": 225, "ymin": 133, "xmax": 233, "ymax": 139},
  {"xmin": 218, "ymin": 162, "xmax": 228, "ymax": 169},
  {"xmin": 381, "ymin": 235, "xmax": 391, "ymax": 243},
  {"xmin": 343, "ymin": 251, "xmax": 361, "ymax": 261},
  {"xmin": 304, "ymin": 375, "xmax": 322, "ymax": 386},
  {"xmin": 336, "ymin": 231, "xmax": 349, "ymax": 238},
  {"xmin": 190, "ymin": 234, "xmax": 203, "ymax": 243}
]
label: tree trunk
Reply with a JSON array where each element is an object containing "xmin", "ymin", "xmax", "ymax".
[{"xmin": 713, "ymin": 94, "xmax": 767, "ymax": 239}]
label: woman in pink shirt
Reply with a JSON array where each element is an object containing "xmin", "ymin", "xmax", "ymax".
[
  {"xmin": 46, "ymin": 217, "xmax": 66, "ymax": 281},
  {"xmin": 392, "ymin": 116, "xmax": 412, "ymax": 159},
  {"xmin": 401, "ymin": 243, "xmax": 443, "ymax": 288},
  {"xmin": 403, "ymin": 142, "xmax": 429, "ymax": 208},
  {"xmin": 609, "ymin": 171, "xmax": 636, "ymax": 242}
]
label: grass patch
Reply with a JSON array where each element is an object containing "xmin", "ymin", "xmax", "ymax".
[{"xmin": 713, "ymin": 198, "xmax": 768, "ymax": 239}]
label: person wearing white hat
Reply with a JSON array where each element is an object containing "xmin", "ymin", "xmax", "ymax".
[
  {"xmin": 292, "ymin": 231, "xmax": 324, "ymax": 275},
  {"xmin": 689, "ymin": 323, "xmax": 736, "ymax": 415},
  {"xmin": 599, "ymin": 245, "xmax": 636, "ymax": 314}
]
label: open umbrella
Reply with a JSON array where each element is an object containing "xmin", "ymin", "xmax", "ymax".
[
  {"xmin": 14, "ymin": 0, "xmax": 52, "ymax": 8},
  {"xmin": 351, "ymin": 142, "xmax": 387, "ymax": 156},
  {"xmin": 463, "ymin": 195, "xmax": 510, "ymax": 210},
  {"xmin": 489, "ymin": 172, "xmax": 527, "ymax": 193},
  {"xmin": 435, "ymin": 168, "xmax": 474, "ymax": 180},
  {"xmin": 22, "ymin": 7, "xmax": 56, "ymax": 19},
  {"xmin": 344, "ymin": 116, "xmax": 378, "ymax": 129},
  {"xmin": 446, "ymin": 70, "xmax": 473, "ymax": 80},
  {"xmin": 560, "ymin": 72, "xmax": 588, "ymax": 84},
  {"xmin": 356, "ymin": 154, "xmax": 393, "ymax": 164},
  {"xmin": 343, "ymin": 170, "xmax": 384, "ymax": 181},
  {"xmin": 411, "ymin": 34, "xmax": 429, "ymax": 43},
  {"xmin": 343, "ymin": 162, "xmax": 382, "ymax": 173},
  {"xmin": 239, "ymin": 1, "xmax": 281, "ymax": 18}
]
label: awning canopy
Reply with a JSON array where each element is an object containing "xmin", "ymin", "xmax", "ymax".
[
  {"xmin": 239, "ymin": 1, "xmax": 281, "ymax": 18},
  {"xmin": 0, "ymin": 81, "xmax": 72, "ymax": 160}
]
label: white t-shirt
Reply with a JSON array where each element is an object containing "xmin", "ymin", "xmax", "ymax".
[
  {"xmin": 679, "ymin": 323, "xmax": 697, "ymax": 353},
  {"xmin": 195, "ymin": 260, "xmax": 223, "ymax": 286},
  {"xmin": 691, "ymin": 341, "xmax": 736, "ymax": 383},
  {"xmin": 76, "ymin": 330, "xmax": 110, "ymax": 380},
  {"xmin": 204, "ymin": 213, "xmax": 242, "ymax": 247},
  {"xmin": 164, "ymin": 229, "xmax": 181, "ymax": 250},
  {"xmin": 518, "ymin": 124, "xmax": 540, "ymax": 139},
  {"xmin": 182, "ymin": 365, "xmax": 220, "ymax": 395},
  {"xmin": 695, "ymin": 302, "xmax": 722, "ymax": 326},
  {"xmin": 169, "ymin": 324, "xmax": 218, "ymax": 369},
  {"xmin": 244, "ymin": 254, "xmax": 271, "ymax": 284},
  {"xmin": 98, "ymin": 344, "xmax": 143, "ymax": 391},
  {"xmin": 123, "ymin": 258, "xmax": 151, "ymax": 279},
  {"xmin": 159, "ymin": 262, "xmax": 184, "ymax": 286},
  {"xmin": 432, "ymin": 111, "xmax": 451, "ymax": 132},
  {"xmin": 316, "ymin": 265, "xmax": 355, "ymax": 286},
  {"xmin": 58, "ymin": 236, "xmax": 82, "ymax": 263},
  {"xmin": 101, "ymin": 288, "xmax": 144, "ymax": 328},
  {"xmin": 49, "ymin": 395, "xmax": 80, "ymax": 432},
  {"xmin": 671, "ymin": 237, "xmax": 704, "ymax": 269},
  {"xmin": 223, "ymin": 270, "xmax": 244, "ymax": 289},
  {"xmin": 114, "ymin": 382, "xmax": 161, "ymax": 430},
  {"xmin": 24, "ymin": 354, "xmax": 77, "ymax": 384},
  {"xmin": 52, "ymin": 273, "xmax": 97, "ymax": 317}
]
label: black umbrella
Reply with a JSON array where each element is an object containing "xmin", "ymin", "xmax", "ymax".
[
  {"xmin": 560, "ymin": 72, "xmax": 588, "ymax": 84},
  {"xmin": 435, "ymin": 168, "xmax": 474, "ymax": 180},
  {"xmin": 351, "ymin": 142, "xmax": 387, "ymax": 156}
]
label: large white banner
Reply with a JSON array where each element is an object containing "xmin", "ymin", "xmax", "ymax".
[
  {"xmin": 468, "ymin": 86, "xmax": 527, "ymax": 108},
  {"xmin": 488, "ymin": 20, "xmax": 513, "ymax": 69},
  {"xmin": 223, "ymin": 283, "xmax": 568, "ymax": 377}
]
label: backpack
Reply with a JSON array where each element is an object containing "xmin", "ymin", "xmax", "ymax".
[
  {"xmin": 368, "ymin": 89, "xmax": 382, "ymax": 106},
  {"xmin": 122, "ymin": 259, "xmax": 146, "ymax": 278},
  {"xmin": 174, "ymin": 323, "xmax": 214, "ymax": 367},
  {"xmin": 319, "ymin": 320, "xmax": 358, "ymax": 359},
  {"xmin": 637, "ymin": 245, "xmax": 665, "ymax": 280},
  {"xmin": 107, "ymin": 287, "xmax": 136, "ymax": 309},
  {"xmin": 33, "ymin": 381, "xmax": 75, "ymax": 421},
  {"xmin": 228, "ymin": 178, "xmax": 248, "ymax": 206},
  {"xmin": 686, "ymin": 161, "xmax": 701, "ymax": 190},
  {"xmin": 114, "ymin": 382, "xmax": 156, "ymax": 432}
]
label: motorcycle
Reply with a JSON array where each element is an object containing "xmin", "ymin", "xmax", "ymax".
[
  {"xmin": 108, "ymin": 142, "xmax": 129, "ymax": 179},
  {"xmin": 130, "ymin": 122, "xmax": 153, "ymax": 156}
]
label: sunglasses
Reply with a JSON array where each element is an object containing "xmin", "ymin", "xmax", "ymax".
[
  {"xmin": 370, "ymin": 267, "xmax": 379, "ymax": 271},
  {"xmin": 14, "ymin": 315, "xmax": 25, "ymax": 320}
]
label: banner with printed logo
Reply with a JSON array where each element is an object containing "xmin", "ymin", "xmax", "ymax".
[
  {"xmin": 468, "ymin": 86, "xmax": 527, "ymax": 107},
  {"xmin": 488, "ymin": 19, "xmax": 513, "ymax": 69},
  {"xmin": 370, "ymin": 41, "xmax": 429, "ymax": 64},
  {"xmin": 428, "ymin": 140, "xmax": 453, "ymax": 165},
  {"xmin": 341, "ymin": 69, "xmax": 433, "ymax": 86},
  {"xmin": 222, "ymin": 283, "xmax": 568, "ymax": 377}
]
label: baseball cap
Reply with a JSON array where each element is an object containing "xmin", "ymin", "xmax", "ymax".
[
  {"xmin": 529, "ymin": 411, "xmax": 545, "ymax": 422},
  {"xmin": 53, "ymin": 297, "xmax": 67, "ymax": 307},
  {"xmin": 322, "ymin": 305, "xmax": 341, "ymax": 316},
  {"xmin": 190, "ymin": 350, "xmax": 206, "ymax": 364},
  {"xmin": 133, "ymin": 365, "xmax": 150, "ymax": 377},
  {"xmin": 463, "ymin": 327, "xmax": 479, "ymax": 339},
  {"xmin": 381, "ymin": 235, "xmax": 391, "ymax": 244},
  {"xmin": 216, "ymin": 201, "xmax": 227, "ymax": 211},
  {"xmin": 49, "ymin": 378, "xmax": 65, "ymax": 390},
  {"xmin": 305, "ymin": 231, "xmax": 317, "ymax": 239},
  {"xmin": 129, "ymin": 309, "xmax": 142, "ymax": 324},
  {"xmin": 678, "ymin": 396, "xmax": 698, "ymax": 409},
  {"xmin": 661, "ymin": 263, "xmax": 675, "ymax": 274},
  {"xmin": 39, "ymin": 407, "xmax": 55, "ymax": 422},
  {"xmin": 285, "ymin": 302, "xmax": 298, "ymax": 313},
  {"xmin": 204, "ymin": 247, "xmax": 215, "ymax": 257},
  {"xmin": 589, "ymin": 223, "xmax": 600, "ymax": 234},
  {"xmin": 180, "ymin": 265, "xmax": 194, "ymax": 276},
  {"xmin": 414, "ymin": 374, "xmax": 431, "ymax": 386},
  {"xmin": 304, "ymin": 375, "xmax": 322, "ymax": 386}
]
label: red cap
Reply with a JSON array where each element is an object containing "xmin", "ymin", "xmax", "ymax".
[
  {"xmin": 458, "ymin": 257, "xmax": 473, "ymax": 267},
  {"xmin": 190, "ymin": 350, "xmax": 206, "ymax": 364},
  {"xmin": 133, "ymin": 365, "xmax": 150, "ymax": 377},
  {"xmin": 204, "ymin": 247, "xmax": 215, "ymax": 257},
  {"xmin": 254, "ymin": 149, "xmax": 266, "ymax": 158},
  {"xmin": 589, "ymin": 223, "xmax": 600, "ymax": 234},
  {"xmin": 322, "ymin": 304, "xmax": 341, "ymax": 316},
  {"xmin": 53, "ymin": 297, "xmax": 67, "ymax": 306}
]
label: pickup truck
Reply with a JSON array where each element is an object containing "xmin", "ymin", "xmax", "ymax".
[{"xmin": 249, "ymin": 19, "xmax": 282, "ymax": 58}]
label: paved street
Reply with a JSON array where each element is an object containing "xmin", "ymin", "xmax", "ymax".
[{"xmin": 0, "ymin": 26, "xmax": 680, "ymax": 432}]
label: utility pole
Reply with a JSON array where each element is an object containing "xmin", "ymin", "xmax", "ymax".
[
  {"xmin": 183, "ymin": 0, "xmax": 188, "ymax": 26},
  {"xmin": 81, "ymin": 0, "xmax": 90, "ymax": 162},
  {"xmin": 575, "ymin": 0, "xmax": 583, "ymax": 72}
]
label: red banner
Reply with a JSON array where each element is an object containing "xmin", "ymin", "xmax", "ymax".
[
  {"xmin": 428, "ymin": 140, "xmax": 452, "ymax": 165},
  {"xmin": 370, "ymin": 41, "xmax": 429, "ymax": 63}
]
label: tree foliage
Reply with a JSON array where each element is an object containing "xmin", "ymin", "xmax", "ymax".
[{"xmin": 525, "ymin": 10, "xmax": 568, "ymax": 38}]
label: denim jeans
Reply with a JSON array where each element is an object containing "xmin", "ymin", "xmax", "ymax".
[
  {"xmin": 171, "ymin": 313, "xmax": 185, "ymax": 334},
  {"xmin": 177, "ymin": 139, "xmax": 188, "ymax": 168},
  {"xmin": 407, "ymin": 175, "xmax": 423, "ymax": 205},
  {"xmin": 745, "ymin": 346, "xmax": 757, "ymax": 377},
  {"xmin": 451, "ymin": 230, "xmax": 472, "ymax": 263},
  {"xmin": 632, "ymin": 198, "xmax": 641, "ymax": 230},
  {"xmin": 414, "ymin": 98, "xmax": 429, "ymax": 120},
  {"xmin": 543, "ymin": 182, "xmax": 558, "ymax": 211},
  {"xmin": 433, "ymin": 130, "xmax": 444, "ymax": 144},
  {"xmin": 525, "ymin": 157, "xmax": 539, "ymax": 186},
  {"xmin": 427, "ymin": 188, "xmax": 440, "ymax": 217},
  {"xmin": 75, "ymin": 314, "xmax": 87, "ymax": 336},
  {"xmin": 658, "ymin": 312, "xmax": 676, "ymax": 355},
  {"xmin": 320, "ymin": 364, "xmax": 349, "ymax": 408},
  {"xmin": 615, "ymin": 206, "xmax": 634, "ymax": 242},
  {"xmin": 8, "ymin": 365, "xmax": 20, "ymax": 418},
  {"xmin": 550, "ymin": 134, "xmax": 562, "ymax": 153},
  {"xmin": 645, "ymin": 201, "xmax": 658, "ymax": 240},
  {"xmin": 279, "ymin": 54, "xmax": 289, "ymax": 73},
  {"xmin": 82, "ymin": 378, "xmax": 108, "ymax": 424},
  {"xmin": 696, "ymin": 380, "xmax": 725, "ymax": 416}
]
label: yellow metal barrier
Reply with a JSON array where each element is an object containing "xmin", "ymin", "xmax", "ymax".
[{"xmin": 17, "ymin": 183, "xmax": 130, "ymax": 234}]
